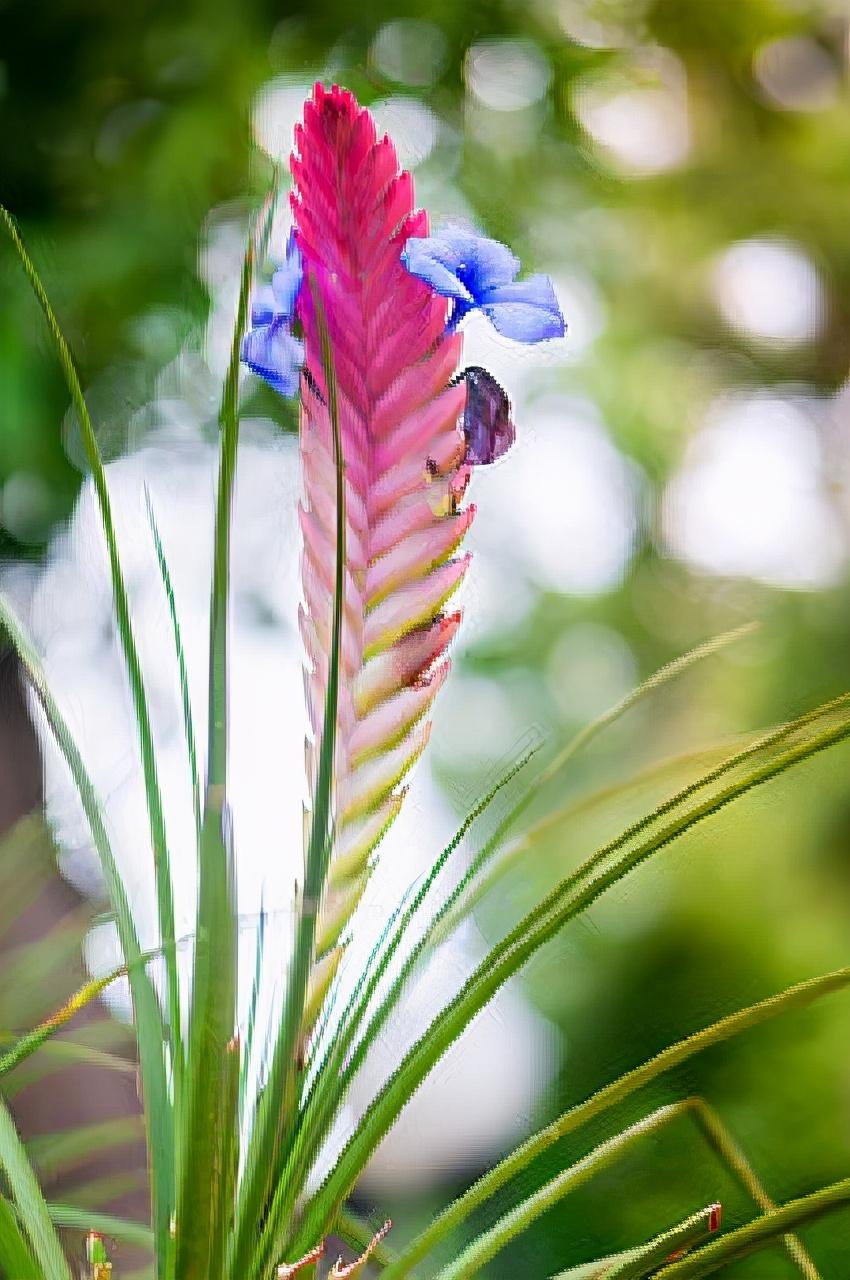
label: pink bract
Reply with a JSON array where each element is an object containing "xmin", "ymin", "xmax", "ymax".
[{"xmin": 291, "ymin": 83, "xmax": 474, "ymax": 951}]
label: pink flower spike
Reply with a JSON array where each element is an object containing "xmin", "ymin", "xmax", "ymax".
[{"xmin": 292, "ymin": 83, "xmax": 475, "ymax": 937}]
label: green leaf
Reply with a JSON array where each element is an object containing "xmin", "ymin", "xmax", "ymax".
[
  {"xmin": 336, "ymin": 1210, "xmax": 396, "ymax": 1271},
  {"xmin": 0, "ymin": 1094, "xmax": 71, "ymax": 1280},
  {"xmin": 440, "ymin": 737, "xmax": 750, "ymax": 934},
  {"xmin": 553, "ymin": 1205, "xmax": 722, "ymax": 1280},
  {"xmin": 56, "ymin": 1169, "xmax": 147, "ymax": 1212},
  {"xmin": 28, "ymin": 1116, "xmax": 144, "ymax": 1180},
  {"xmin": 0, "ymin": 1194, "xmax": 40, "ymax": 1280},
  {"xmin": 540, "ymin": 623, "xmax": 756, "ymax": 783},
  {"xmin": 0, "ymin": 970, "xmax": 123, "ymax": 1078},
  {"xmin": 231, "ymin": 273, "xmax": 347, "ymax": 1280},
  {"xmin": 654, "ymin": 1178, "xmax": 850, "ymax": 1279},
  {"xmin": 430, "ymin": 1106, "xmax": 713, "ymax": 1279},
  {"xmin": 0, "ymin": 205, "xmax": 182, "ymax": 1109},
  {"xmin": 145, "ymin": 488, "xmax": 202, "ymax": 839},
  {"xmin": 239, "ymin": 902, "xmax": 268, "ymax": 1121},
  {"xmin": 335, "ymin": 641, "xmax": 760, "ymax": 1113},
  {"xmin": 258, "ymin": 748, "xmax": 539, "ymax": 1265},
  {"xmin": 442, "ymin": 623, "xmax": 758, "ymax": 935},
  {"xmin": 0, "ymin": 1035, "xmax": 134, "ymax": 1082},
  {"xmin": 47, "ymin": 1203, "xmax": 154, "ymax": 1250},
  {"xmin": 290, "ymin": 692, "xmax": 850, "ymax": 1260},
  {"xmin": 0, "ymin": 594, "xmax": 173, "ymax": 1263},
  {"xmin": 600, "ymin": 1204, "xmax": 721, "ymax": 1279},
  {"xmin": 379, "ymin": 966, "xmax": 849, "ymax": 1278},
  {"xmin": 173, "ymin": 236, "xmax": 251, "ymax": 1280}
]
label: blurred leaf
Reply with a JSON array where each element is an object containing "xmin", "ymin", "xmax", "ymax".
[
  {"xmin": 28, "ymin": 1116, "xmax": 144, "ymax": 1181},
  {"xmin": 0, "ymin": 1095, "xmax": 71, "ymax": 1280}
]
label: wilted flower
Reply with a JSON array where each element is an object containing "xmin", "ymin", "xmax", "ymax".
[
  {"xmin": 401, "ymin": 224, "xmax": 565, "ymax": 342},
  {"xmin": 460, "ymin": 366, "xmax": 516, "ymax": 466}
]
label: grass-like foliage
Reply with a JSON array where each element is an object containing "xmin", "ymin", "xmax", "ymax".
[{"xmin": 0, "ymin": 82, "xmax": 848, "ymax": 1279}]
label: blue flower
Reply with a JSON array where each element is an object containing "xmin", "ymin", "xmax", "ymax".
[
  {"xmin": 401, "ymin": 226, "xmax": 565, "ymax": 343},
  {"xmin": 241, "ymin": 231, "xmax": 305, "ymax": 398}
]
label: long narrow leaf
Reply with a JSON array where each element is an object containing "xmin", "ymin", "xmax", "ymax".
[
  {"xmin": 290, "ymin": 693, "xmax": 850, "ymax": 1258},
  {"xmin": 0, "ymin": 1036, "xmax": 134, "ymax": 1080},
  {"xmin": 28, "ymin": 1116, "xmax": 144, "ymax": 1181},
  {"xmin": 654, "ymin": 1178, "xmax": 850, "ymax": 1279},
  {"xmin": 0, "ymin": 593, "xmax": 173, "ymax": 1260},
  {"xmin": 0, "ymin": 1095, "xmax": 71, "ymax": 1280},
  {"xmin": 604, "ymin": 1204, "xmax": 721, "ymax": 1279},
  {"xmin": 436, "ymin": 1090, "xmax": 816, "ymax": 1280},
  {"xmin": 0, "ymin": 1194, "xmax": 39, "ymax": 1280},
  {"xmin": 47, "ymin": 1204, "xmax": 154, "ymax": 1250},
  {"xmin": 145, "ymin": 489, "xmax": 202, "ymax": 838},
  {"xmin": 259, "ymin": 748, "xmax": 538, "ymax": 1262},
  {"xmin": 0, "ymin": 206, "xmax": 182, "ymax": 1105},
  {"xmin": 439, "ymin": 738, "xmax": 752, "ymax": 935},
  {"xmin": 0, "ymin": 970, "xmax": 122, "ymax": 1078},
  {"xmin": 432, "ymin": 1104, "xmax": 691, "ymax": 1279},
  {"xmin": 378, "ymin": 966, "xmax": 849, "ymax": 1277},
  {"xmin": 442, "ymin": 624, "xmax": 758, "ymax": 935},
  {"xmin": 173, "ymin": 236, "xmax": 252, "ymax": 1280},
  {"xmin": 232, "ymin": 272, "xmax": 347, "ymax": 1280}
]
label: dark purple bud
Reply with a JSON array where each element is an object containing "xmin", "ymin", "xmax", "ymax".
[{"xmin": 460, "ymin": 366, "xmax": 516, "ymax": 466}]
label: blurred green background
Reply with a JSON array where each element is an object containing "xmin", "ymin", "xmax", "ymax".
[{"xmin": 1, "ymin": 0, "xmax": 849, "ymax": 1275}]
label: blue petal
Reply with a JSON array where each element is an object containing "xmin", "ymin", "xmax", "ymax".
[
  {"xmin": 402, "ymin": 225, "xmax": 521, "ymax": 306},
  {"xmin": 481, "ymin": 275, "xmax": 566, "ymax": 343},
  {"xmin": 424, "ymin": 225, "xmax": 520, "ymax": 291},
  {"xmin": 251, "ymin": 283, "xmax": 277, "ymax": 327},
  {"xmin": 458, "ymin": 234, "xmax": 520, "ymax": 296},
  {"xmin": 402, "ymin": 236, "xmax": 474, "ymax": 302},
  {"xmin": 270, "ymin": 231, "xmax": 304, "ymax": 319},
  {"xmin": 241, "ymin": 321, "xmax": 304, "ymax": 398}
]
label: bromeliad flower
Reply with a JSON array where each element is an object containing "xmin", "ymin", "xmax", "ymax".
[
  {"xmin": 241, "ymin": 230, "xmax": 305, "ymax": 397},
  {"xmin": 401, "ymin": 224, "xmax": 566, "ymax": 342},
  {"xmin": 290, "ymin": 83, "xmax": 476, "ymax": 974}
]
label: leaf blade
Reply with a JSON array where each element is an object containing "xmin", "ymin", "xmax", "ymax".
[
  {"xmin": 0, "ymin": 1095, "xmax": 71, "ymax": 1280},
  {"xmin": 294, "ymin": 688, "xmax": 850, "ymax": 1258},
  {"xmin": 0, "ymin": 593, "xmax": 173, "ymax": 1262},
  {"xmin": 654, "ymin": 1179, "xmax": 850, "ymax": 1279},
  {"xmin": 0, "ymin": 205, "xmax": 182, "ymax": 1104}
]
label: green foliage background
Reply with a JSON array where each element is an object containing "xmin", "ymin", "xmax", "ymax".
[{"xmin": 1, "ymin": 0, "xmax": 848, "ymax": 1274}]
